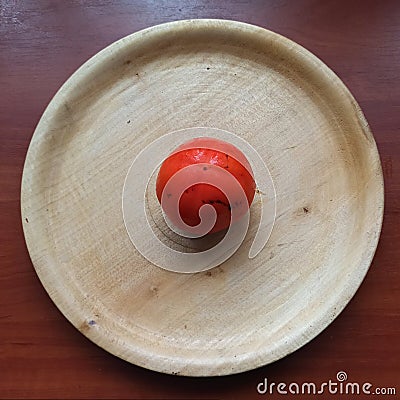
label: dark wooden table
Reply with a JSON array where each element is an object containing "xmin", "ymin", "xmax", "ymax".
[{"xmin": 1, "ymin": 1, "xmax": 399, "ymax": 399}]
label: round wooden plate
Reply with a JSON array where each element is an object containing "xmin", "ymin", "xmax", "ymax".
[{"xmin": 21, "ymin": 20, "xmax": 384, "ymax": 376}]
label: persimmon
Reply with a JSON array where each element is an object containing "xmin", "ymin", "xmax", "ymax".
[{"xmin": 156, "ymin": 137, "xmax": 255, "ymax": 234}]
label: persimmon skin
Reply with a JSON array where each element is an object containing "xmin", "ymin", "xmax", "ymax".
[{"xmin": 156, "ymin": 137, "xmax": 256, "ymax": 234}]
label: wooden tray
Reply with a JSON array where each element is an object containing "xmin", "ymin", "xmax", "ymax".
[{"xmin": 21, "ymin": 20, "xmax": 384, "ymax": 376}]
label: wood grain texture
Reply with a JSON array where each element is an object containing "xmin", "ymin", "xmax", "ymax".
[
  {"xmin": 20, "ymin": 19, "xmax": 384, "ymax": 376},
  {"xmin": 1, "ymin": 0, "xmax": 399, "ymax": 398}
]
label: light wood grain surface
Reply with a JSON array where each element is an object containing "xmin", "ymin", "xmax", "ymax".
[
  {"xmin": 1, "ymin": 1, "xmax": 399, "ymax": 398},
  {"xmin": 20, "ymin": 20, "xmax": 384, "ymax": 377}
]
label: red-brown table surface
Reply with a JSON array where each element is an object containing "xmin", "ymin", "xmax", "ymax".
[{"xmin": 1, "ymin": 1, "xmax": 399, "ymax": 399}]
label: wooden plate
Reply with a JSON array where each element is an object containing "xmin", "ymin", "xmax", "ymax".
[{"xmin": 21, "ymin": 20, "xmax": 384, "ymax": 376}]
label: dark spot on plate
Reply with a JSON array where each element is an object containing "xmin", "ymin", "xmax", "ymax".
[
  {"xmin": 150, "ymin": 285, "xmax": 159, "ymax": 295},
  {"xmin": 256, "ymin": 188, "xmax": 267, "ymax": 195},
  {"xmin": 25, "ymin": 218, "xmax": 28, "ymax": 223}
]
